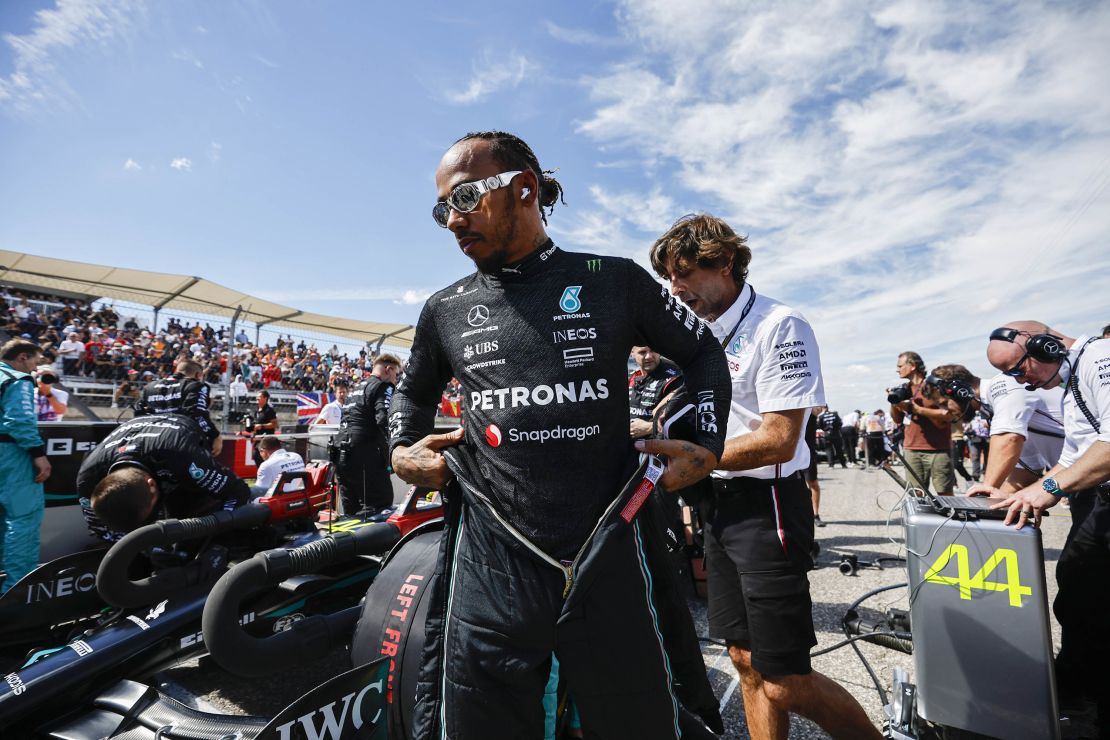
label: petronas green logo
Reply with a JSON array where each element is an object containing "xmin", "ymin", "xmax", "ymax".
[{"xmin": 586, "ymin": 259, "xmax": 601, "ymax": 272}]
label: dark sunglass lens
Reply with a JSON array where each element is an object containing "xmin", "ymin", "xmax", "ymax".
[{"xmin": 432, "ymin": 203, "xmax": 450, "ymax": 227}]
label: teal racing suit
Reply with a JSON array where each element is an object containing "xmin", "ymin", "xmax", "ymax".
[{"xmin": 0, "ymin": 361, "xmax": 47, "ymax": 594}]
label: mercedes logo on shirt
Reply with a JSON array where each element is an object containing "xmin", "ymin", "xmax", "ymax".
[{"xmin": 467, "ymin": 305, "xmax": 490, "ymax": 327}]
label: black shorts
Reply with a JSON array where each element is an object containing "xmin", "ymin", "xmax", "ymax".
[
  {"xmin": 803, "ymin": 454, "xmax": 818, "ymax": 482},
  {"xmin": 704, "ymin": 474, "xmax": 816, "ymax": 676}
]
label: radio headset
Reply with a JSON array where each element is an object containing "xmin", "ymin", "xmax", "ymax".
[
  {"xmin": 989, "ymin": 327, "xmax": 1070, "ymax": 391},
  {"xmin": 988, "ymin": 327, "xmax": 1069, "ymax": 363},
  {"xmin": 990, "ymin": 327, "xmax": 1102, "ymax": 433}
]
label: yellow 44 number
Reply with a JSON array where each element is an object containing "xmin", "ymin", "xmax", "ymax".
[{"xmin": 922, "ymin": 544, "xmax": 1033, "ymax": 608}]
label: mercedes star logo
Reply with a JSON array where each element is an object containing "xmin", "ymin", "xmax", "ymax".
[{"xmin": 467, "ymin": 305, "xmax": 490, "ymax": 327}]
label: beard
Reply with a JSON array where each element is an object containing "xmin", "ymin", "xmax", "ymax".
[{"xmin": 468, "ymin": 205, "xmax": 521, "ymax": 274}]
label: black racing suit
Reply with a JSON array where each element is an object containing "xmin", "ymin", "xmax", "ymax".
[
  {"xmin": 389, "ymin": 241, "xmax": 730, "ymax": 738},
  {"xmin": 629, "ymin": 359, "xmax": 684, "ymax": 423},
  {"xmin": 135, "ymin": 373, "xmax": 219, "ymax": 445},
  {"xmin": 334, "ymin": 376, "xmax": 395, "ymax": 514},
  {"xmin": 77, "ymin": 415, "xmax": 249, "ymax": 542}
]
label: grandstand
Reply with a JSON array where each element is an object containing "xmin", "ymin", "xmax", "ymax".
[{"xmin": 1, "ymin": 250, "xmax": 420, "ymax": 428}]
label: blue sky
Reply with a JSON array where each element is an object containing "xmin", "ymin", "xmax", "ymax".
[{"xmin": 2, "ymin": 0, "xmax": 1108, "ymax": 413}]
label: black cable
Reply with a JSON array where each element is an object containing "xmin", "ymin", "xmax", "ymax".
[
  {"xmin": 841, "ymin": 582, "xmax": 909, "ymax": 707},
  {"xmin": 812, "ymin": 631, "xmax": 913, "ymax": 657}
]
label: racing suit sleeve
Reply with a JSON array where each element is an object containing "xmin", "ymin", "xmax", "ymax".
[
  {"xmin": 389, "ymin": 300, "xmax": 453, "ymax": 457},
  {"xmin": 181, "ymin": 379, "xmax": 219, "ymax": 442},
  {"xmin": 628, "ymin": 261, "xmax": 730, "ymax": 460},
  {"xmin": 171, "ymin": 446, "xmax": 251, "ymax": 512},
  {"xmin": 373, "ymin": 382, "xmax": 395, "ymax": 441},
  {"xmin": 0, "ymin": 374, "xmax": 46, "ymax": 458}
]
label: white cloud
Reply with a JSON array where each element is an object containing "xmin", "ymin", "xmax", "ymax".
[
  {"xmin": 171, "ymin": 49, "xmax": 203, "ymax": 69},
  {"xmin": 252, "ymin": 54, "xmax": 280, "ymax": 69},
  {"xmin": 123, "ymin": 158, "xmax": 141, "ymax": 171},
  {"xmin": 170, "ymin": 157, "xmax": 192, "ymax": 171},
  {"xmin": 395, "ymin": 289, "xmax": 433, "ymax": 305},
  {"xmin": 544, "ymin": 20, "xmax": 625, "ymax": 47},
  {"xmin": 566, "ymin": 0, "xmax": 1110, "ymax": 413},
  {"xmin": 208, "ymin": 142, "xmax": 222, "ymax": 163},
  {"xmin": 0, "ymin": 0, "xmax": 145, "ymax": 112},
  {"xmin": 444, "ymin": 50, "xmax": 534, "ymax": 105}
]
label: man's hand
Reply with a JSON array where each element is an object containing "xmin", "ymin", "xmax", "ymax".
[
  {"xmin": 211, "ymin": 436, "xmax": 224, "ymax": 457},
  {"xmin": 968, "ymin": 482, "xmax": 1057, "ymax": 529},
  {"xmin": 633, "ymin": 438, "xmax": 716, "ymax": 492},
  {"xmin": 391, "ymin": 428, "xmax": 464, "ymax": 488},
  {"xmin": 629, "ymin": 418, "xmax": 653, "ymax": 439},
  {"xmin": 32, "ymin": 456, "xmax": 51, "ymax": 483}
]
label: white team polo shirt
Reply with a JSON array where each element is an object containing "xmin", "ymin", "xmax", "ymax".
[
  {"xmin": 315, "ymin": 400, "xmax": 343, "ymax": 425},
  {"xmin": 985, "ymin": 373, "xmax": 1064, "ymax": 472},
  {"xmin": 255, "ymin": 448, "xmax": 306, "ymax": 493},
  {"xmin": 708, "ymin": 284, "xmax": 825, "ymax": 480},
  {"xmin": 1058, "ymin": 335, "xmax": 1110, "ymax": 468}
]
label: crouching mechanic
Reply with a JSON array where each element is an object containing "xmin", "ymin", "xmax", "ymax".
[
  {"xmin": 78, "ymin": 414, "xmax": 250, "ymax": 541},
  {"xmin": 1, "ymin": 339, "xmax": 52, "ymax": 594},
  {"xmin": 642, "ymin": 214, "xmax": 881, "ymax": 740},
  {"xmin": 389, "ymin": 131, "xmax": 731, "ymax": 738},
  {"xmin": 970, "ymin": 321, "xmax": 1110, "ymax": 726}
]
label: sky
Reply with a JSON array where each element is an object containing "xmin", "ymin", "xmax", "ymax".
[{"xmin": 1, "ymin": 0, "xmax": 1108, "ymax": 413}]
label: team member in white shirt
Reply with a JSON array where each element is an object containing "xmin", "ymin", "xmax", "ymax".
[
  {"xmin": 640, "ymin": 214, "xmax": 880, "ymax": 740},
  {"xmin": 250, "ymin": 435, "xmax": 305, "ymax": 497},
  {"xmin": 970, "ymin": 321, "xmax": 1110, "ymax": 724},
  {"xmin": 982, "ymin": 373, "xmax": 1064, "ymax": 491},
  {"xmin": 312, "ymin": 380, "xmax": 348, "ymax": 426}
]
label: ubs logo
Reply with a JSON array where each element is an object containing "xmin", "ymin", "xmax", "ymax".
[{"xmin": 467, "ymin": 305, "xmax": 490, "ymax": 327}]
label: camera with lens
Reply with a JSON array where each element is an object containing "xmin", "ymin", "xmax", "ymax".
[{"xmin": 887, "ymin": 384, "xmax": 912, "ymax": 404}]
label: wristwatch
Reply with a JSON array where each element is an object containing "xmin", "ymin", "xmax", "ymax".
[{"xmin": 1042, "ymin": 477, "xmax": 1073, "ymax": 500}]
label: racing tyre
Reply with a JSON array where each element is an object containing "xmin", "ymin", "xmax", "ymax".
[{"xmin": 350, "ymin": 530, "xmax": 441, "ymax": 740}]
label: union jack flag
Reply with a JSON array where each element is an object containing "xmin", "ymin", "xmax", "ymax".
[{"xmin": 297, "ymin": 392, "xmax": 332, "ymax": 422}]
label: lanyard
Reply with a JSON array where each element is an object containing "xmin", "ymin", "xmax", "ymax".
[{"xmin": 719, "ymin": 286, "xmax": 757, "ymax": 352}]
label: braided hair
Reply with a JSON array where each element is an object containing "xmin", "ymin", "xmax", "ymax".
[{"xmin": 453, "ymin": 131, "xmax": 566, "ymax": 224}]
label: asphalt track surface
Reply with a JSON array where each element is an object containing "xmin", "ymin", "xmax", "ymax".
[{"xmin": 156, "ymin": 465, "xmax": 1071, "ymax": 738}]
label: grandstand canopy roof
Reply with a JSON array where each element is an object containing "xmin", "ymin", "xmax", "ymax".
[{"xmin": 0, "ymin": 250, "xmax": 415, "ymax": 349}]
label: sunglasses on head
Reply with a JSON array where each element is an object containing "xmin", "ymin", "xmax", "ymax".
[{"xmin": 432, "ymin": 171, "xmax": 521, "ymax": 228}]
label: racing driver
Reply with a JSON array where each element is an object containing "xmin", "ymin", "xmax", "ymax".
[
  {"xmin": 389, "ymin": 131, "xmax": 731, "ymax": 738},
  {"xmin": 78, "ymin": 414, "xmax": 250, "ymax": 541}
]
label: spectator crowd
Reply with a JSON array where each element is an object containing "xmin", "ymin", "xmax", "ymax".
[{"xmin": 2, "ymin": 285, "xmax": 381, "ymax": 399}]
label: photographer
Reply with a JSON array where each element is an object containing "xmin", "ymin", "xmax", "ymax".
[
  {"xmin": 33, "ymin": 365, "xmax": 68, "ymax": 422},
  {"xmin": 890, "ymin": 351, "xmax": 960, "ymax": 494}
]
